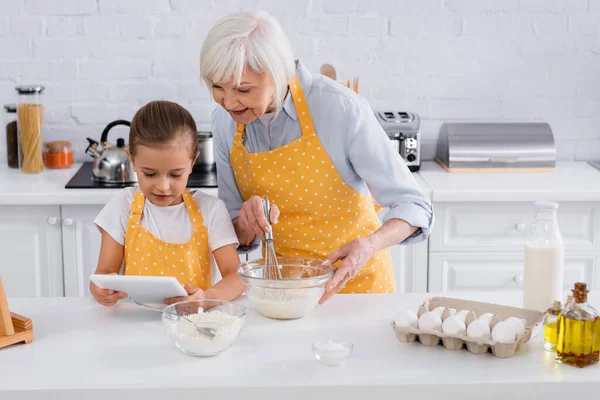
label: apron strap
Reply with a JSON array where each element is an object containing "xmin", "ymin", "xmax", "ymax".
[
  {"xmin": 288, "ymin": 76, "xmax": 314, "ymax": 137},
  {"xmin": 182, "ymin": 190, "xmax": 206, "ymax": 232},
  {"xmin": 234, "ymin": 123, "xmax": 245, "ymax": 145},
  {"xmin": 128, "ymin": 191, "xmax": 145, "ymax": 225}
]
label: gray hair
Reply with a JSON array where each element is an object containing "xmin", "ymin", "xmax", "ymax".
[{"xmin": 200, "ymin": 11, "xmax": 296, "ymax": 113}]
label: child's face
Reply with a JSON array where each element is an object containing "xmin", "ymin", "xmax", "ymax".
[{"xmin": 129, "ymin": 136, "xmax": 198, "ymax": 206}]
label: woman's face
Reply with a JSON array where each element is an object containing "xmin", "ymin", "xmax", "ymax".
[{"xmin": 212, "ymin": 68, "xmax": 276, "ymax": 125}]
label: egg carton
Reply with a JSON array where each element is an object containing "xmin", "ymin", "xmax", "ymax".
[{"xmin": 391, "ymin": 297, "xmax": 544, "ymax": 358}]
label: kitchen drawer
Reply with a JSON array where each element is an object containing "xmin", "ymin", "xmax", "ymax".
[
  {"xmin": 429, "ymin": 252, "xmax": 596, "ymax": 293},
  {"xmin": 430, "ymin": 202, "xmax": 599, "ymax": 252}
]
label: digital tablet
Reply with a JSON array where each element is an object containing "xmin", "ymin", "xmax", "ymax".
[{"xmin": 90, "ymin": 274, "xmax": 188, "ymax": 303}]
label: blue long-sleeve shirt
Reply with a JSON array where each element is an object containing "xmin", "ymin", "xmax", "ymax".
[{"xmin": 211, "ymin": 60, "xmax": 433, "ymax": 245}]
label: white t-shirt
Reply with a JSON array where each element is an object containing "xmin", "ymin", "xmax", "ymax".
[{"xmin": 94, "ymin": 187, "xmax": 239, "ymax": 253}]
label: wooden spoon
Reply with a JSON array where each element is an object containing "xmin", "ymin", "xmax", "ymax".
[{"xmin": 320, "ymin": 64, "xmax": 337, "ymax": 81}]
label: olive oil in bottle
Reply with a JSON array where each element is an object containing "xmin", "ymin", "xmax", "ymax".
[
  {"xmin": 555, "ymin": 283, "xmax": 600, "ymax": 368},
  {"xmin": 543, "ymin": 300, "xmax": 562, "ymax": 351}
]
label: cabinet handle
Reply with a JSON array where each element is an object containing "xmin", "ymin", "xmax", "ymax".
[
  {"xmin": 47, "ymin": 216, "xmax": 58, "ymax": 225},
  {"xmin": 513, "ymin": 275, "xmax": 523, "ymax": 285},
  {"xmin": 63, "ymin": 217, "xmax": 74, "ymax": 227},
  {"xmin": 515, "ymin": 222, "xmax": 526, "ymax": 233}
]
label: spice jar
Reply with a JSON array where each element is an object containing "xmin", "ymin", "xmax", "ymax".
[
  {"xmin": 16, "ymin": 85, "xmax": 45, "ymax": 173},
  {"xmin": 43, "ymin": 140, "xmax": 73, "ymax": 169},
  {"xmin": 4, "ymin": 104, "xmax": 20, "ymax": 169}
]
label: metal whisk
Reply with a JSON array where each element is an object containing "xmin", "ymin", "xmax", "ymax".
[{"xmin": 262, "ymin": 197, "xmax": 282, "ymax": 280}]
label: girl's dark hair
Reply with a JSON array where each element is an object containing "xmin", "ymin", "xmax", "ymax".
[{"xmin": 129, "ymin": 100, "xmax": 198, "ymax": 158}]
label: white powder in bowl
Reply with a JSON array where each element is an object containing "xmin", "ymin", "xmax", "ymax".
[
  {"xmin": 248, "ymin": 287, "xmax": 323, "ymax": 320},
  {"xmin": 164, "ymin": 310, "xmax": 244, "ymax": 356}
]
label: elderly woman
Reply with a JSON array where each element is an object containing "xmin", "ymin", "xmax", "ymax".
[{"xmin": 200, "ymin": 11, "xmax": 434, "ymax": 302}]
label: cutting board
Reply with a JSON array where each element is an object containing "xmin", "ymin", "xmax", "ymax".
[{"xmin": 0, "ymin": 275, "xmax": 34, "ymax": 349}]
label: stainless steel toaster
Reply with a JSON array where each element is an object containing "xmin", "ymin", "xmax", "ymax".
[
  {"xmin": 436, "ymin": 122, "xmax": 556, "ymax": 170},
  {"xmin": 375, "ymin": 111, "xmax": 421, "ymax": 172}
]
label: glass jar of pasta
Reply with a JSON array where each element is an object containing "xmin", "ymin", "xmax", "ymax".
[{"xmin": 16, "ymin": 85, "xmax": 45, "ymax": 173}]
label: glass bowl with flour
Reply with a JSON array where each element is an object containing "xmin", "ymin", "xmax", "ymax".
[
  {"xmin": 237, "ymin": 256, "xmax": 334, "ymax": 320},
  {"xmin": 161, "ymin": 300, "xmax": 246, "ymax": 356}
]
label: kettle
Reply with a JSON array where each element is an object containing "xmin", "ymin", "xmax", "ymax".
[{"xmin": 85, "ymin": 120, "xmax": 137, "ymax": 183}]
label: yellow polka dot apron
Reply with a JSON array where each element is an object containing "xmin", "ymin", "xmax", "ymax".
[
  {"xmin": 229, "ymin": 77, "xmax": 396, "ymax": 294},
  {"xmin": 124, "ymin": 190, "xmax": 212, "ymax": 289}
]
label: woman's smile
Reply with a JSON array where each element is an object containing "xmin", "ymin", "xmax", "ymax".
[{"xmin": 230, "ymin": 108, "xmax": 248, "ymax": 116}]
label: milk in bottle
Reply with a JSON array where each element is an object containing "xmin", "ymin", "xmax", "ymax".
[{"xmin": 523, "ymin": 201, "xmax": 564, "ymax": 311}]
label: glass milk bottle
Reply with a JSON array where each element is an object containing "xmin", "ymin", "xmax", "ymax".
[{"xmin": 523, "ymin": 201, "xmax": 564, "ymax": 311}]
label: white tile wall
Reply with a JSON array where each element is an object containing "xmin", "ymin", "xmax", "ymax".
[{"xmin": 1, "ymin": 0, "xmax": 599, "ymax": 162}]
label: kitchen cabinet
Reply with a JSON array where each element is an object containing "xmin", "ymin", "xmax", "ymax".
[
  {"xmin": 389, "ymin": 241, "xmax": 428, "ymax": 292},
  {"xmin": 61, "ymin": 205, "xmax": 104, "ymax": 297},
  {"xmin": 377, "ymin": 207, "xmax": 428, "ymax": 293},
  {"xmin": 428, "ymin": 201, "xmax": 600, "ymax": 293},
  {"xmin": 429, "ymin": 252, "xmax": 597, "ymax": 292},
  {"xmin": 0, "ymin": 205, "xmax": 64, "ymax": 297},
  {"xmin": 430, "ymin": 202, "xmax": 599, "ymax": 252}
]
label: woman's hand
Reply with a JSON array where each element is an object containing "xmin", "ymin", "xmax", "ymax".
[
  {"xmin": 318, "ymin": 237, "xmax": 377, "ymax": 304},
  {"xmin": 90, "ymin": 281, "xmax": 127, "ymax": 306},
  {"xmin": 235, "ymin": 195, "xmax": 280, "ymax": 245},
  {"xmin": 164, "ymin": 284, "xmax": 206, "ymax": 305}
]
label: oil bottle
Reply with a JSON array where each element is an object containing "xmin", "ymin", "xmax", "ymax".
[
  {"xmin": 543, "ymin": 300, "xmax": 562, "ymax": 351},
  {"xmin": 555, "ymin": 282, "xmax": 600, "ymax": 367}
]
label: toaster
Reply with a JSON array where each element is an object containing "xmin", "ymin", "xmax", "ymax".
[{"xmin": 375, "ymin": 111, "xmax": 421, "ymax": 172}]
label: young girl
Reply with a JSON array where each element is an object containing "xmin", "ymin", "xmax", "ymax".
[{"xmin": 90, "ymin": 100, "xmax": 245, "ymax": 306}]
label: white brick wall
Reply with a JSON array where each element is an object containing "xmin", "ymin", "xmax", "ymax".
[{"xmin": 1, "ymin": 0, "xmax": 599, "ymax": 163}]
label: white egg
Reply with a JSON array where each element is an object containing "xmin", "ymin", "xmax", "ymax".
[
  {"xmin": 418, "ymin": 311, "xmax": 443, "ymax": 331},
  {"xmin": 476, "ymin": 312, "xmax": 494, "ymax": 324},
  {"xmin": 503, "ymin": 317, "xmax": 526, "ymax": 338},
  {"xmin": 442, "ymin": 315, "xmax": 467, "ymax": 336},
  {"xmin": 431, "ymin": 306, "xmax": 446, "ymax": 318},
  {"xmin": 455, "ymin": 309, "xmax": 471, "ymax": 321},
  {"xmin": 466, "ymin": 319, "xmax": 491, "ymax": 339},
  {"xmin": 394, "ymin": 310, "xmax": 418, "ymax": 328},
  {"xmin": 491, "ymin": 321, "xmax": 518, "ymax": 344}
]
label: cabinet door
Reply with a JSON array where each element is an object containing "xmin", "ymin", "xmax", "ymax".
[
  {"xmin": 430, "ymin": 202, "xmax": 599, "ymax": 252},
  {"xmin": 0, "ymin": 205, "xmax": 64, "ymax": 297},
  {"xmin": 61, "ymin": 205, "xmax": 104, "ymax": 297},
  {"xmin": 389, "ymin": 241, "xmax": 428, "ymax": 292},
  {"xmin": 429, "ymin": 252, "xmax": 595, "ymax": 293},
  {"xmin": 377, "ymin": 208, "xmax": 428, "ymax": 292}
]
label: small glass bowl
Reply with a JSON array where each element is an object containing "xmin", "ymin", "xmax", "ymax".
[{"xmin": 312, "ymin": 340, "xmax": 354, "ymax": 366}]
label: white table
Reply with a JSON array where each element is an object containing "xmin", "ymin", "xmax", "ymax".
[{"xmin": 1, "ymin": 292, "xmax": 599, "ymax": 400}]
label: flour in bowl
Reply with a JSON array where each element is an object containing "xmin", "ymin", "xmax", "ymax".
[
  {"xmin": 248, "ymin": 287, "xmax": 324, "ymax": 319},
  {"xmin": 164, "ymin": 310, "xmax": 244, "ymax": 356}
]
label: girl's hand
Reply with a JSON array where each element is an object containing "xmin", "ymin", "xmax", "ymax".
[
  {"xmin": 164, "ymin": 284, "xmax": 206, "ymax": 305},
  {"xmin": 318, "ymin": 237, "xmax": 377, "ymax": 304},
  {"xmin": 90, "ymin": 281, "xmax": 127, "ymax": 306},
  {"xmin": 236, "ymin": 195, "xmax": 280, "ymax": 245}
]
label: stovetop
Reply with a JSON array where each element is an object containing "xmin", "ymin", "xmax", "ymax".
[{"xmin": 65, "ymin": 162, "xmax": 218, "ymax": 189}]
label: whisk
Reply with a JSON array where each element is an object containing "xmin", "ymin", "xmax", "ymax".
[{"xmin": 262, "ymin": 197, "xmax": 282, "ymax": 280}]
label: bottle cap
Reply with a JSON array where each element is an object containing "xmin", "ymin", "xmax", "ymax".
[
  {"xmin": 572, "ymin": 282, "xmax": 588, "ymax": 303},
  {"xmin": 533, "ymin": 201, "xmax": 559, "ymax": 210}
]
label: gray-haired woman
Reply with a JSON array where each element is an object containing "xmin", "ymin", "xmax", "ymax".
[{"xmin": 200, "ymin": 10, "xmax": 434, "ymax": 302}]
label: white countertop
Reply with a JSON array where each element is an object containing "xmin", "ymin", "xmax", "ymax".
[
  {"xmin": 0, "ymin": 163, "xmax": 431, "ymax": 206},
  {"xmin": 418, "ymin": 161, "xmax": 600, "ymax": 202},
  {"xmin": 0, "ymin": 163, "xmax": 218, "ymax": 205},
  {"xmin": 2, "ymin": 292, "xmax": 599, "ymax": 399},
  {"xmin": 1, "ymin": 161, "xmax": 598, "ymax": 205}
]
